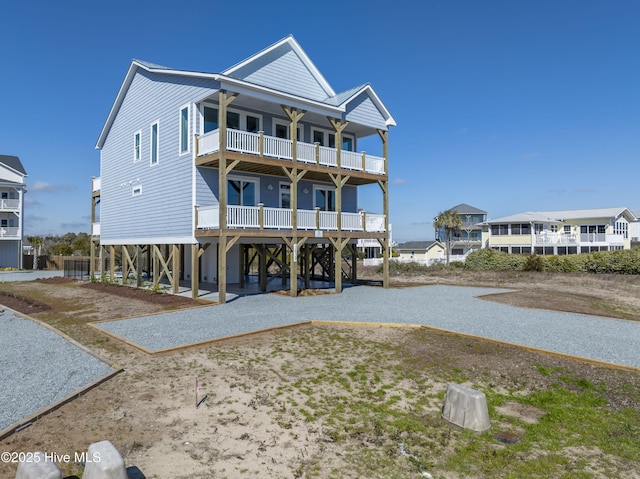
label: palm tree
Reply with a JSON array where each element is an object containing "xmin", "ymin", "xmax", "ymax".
[{"xmin": 434, "ymin": 209, "xmax": 463, "ymax": 265}]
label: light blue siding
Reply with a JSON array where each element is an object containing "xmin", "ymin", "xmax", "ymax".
[
  {"xmin": 100, "ymin": 69, "xmax": 219, "ymax": 243},
  {"xmin": 229, "ymin": 43, "xmax": 329, "ymax": 102},
  {"xmin": 0, "ymin": 241, "xmax": 19, "ymax": 268},
  {"xmin": 345, "ymin": 91, "xmax": 388, "ymax": 131},
  {"xmin": 196, "ymin": 169, "xmax": 357, "ymax": 213}
]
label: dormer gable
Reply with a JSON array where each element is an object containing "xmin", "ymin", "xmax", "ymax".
[{"xmin": 223, "ymin": 35, "xmax": 335, "ymax": 102}]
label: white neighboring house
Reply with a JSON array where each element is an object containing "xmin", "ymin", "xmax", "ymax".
[
  {"xmin": 481, "ymin": 207, "xmax": 636, "ymax": 255},
  {"xmin": 0, "ymin": 155, "xmax": 27, "ymax": 268},
  {"xmin": 630, "ymin": 209, "xmax": 640, "ymax": 243}
]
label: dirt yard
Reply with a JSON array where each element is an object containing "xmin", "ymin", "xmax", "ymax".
[{"xmin": 0, "ymin": 271, "xmax": 639, "ymax": 478}]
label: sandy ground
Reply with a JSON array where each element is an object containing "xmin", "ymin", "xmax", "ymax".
[{"xmin": 0, "ymin": 271, "xmax": 639, "ymax": 478}]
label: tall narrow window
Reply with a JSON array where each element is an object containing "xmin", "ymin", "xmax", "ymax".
[
  {"xmin": 279, "ymin": 183, "xmax": 291, "ymax": 209},
  {"xmin": 203, "ymin": 106, "xmax": 218, "ymax": 133},
  {"xmin": 179, "ymin": 106, "xmax": 189, "ymax": 154},
  {"xmin": 150, "ymin": 121, "xmax": 159, "ymax": 165},
  {"xmin": 133, "ymin": 131, "xmax": 141, "ymax": 162}
]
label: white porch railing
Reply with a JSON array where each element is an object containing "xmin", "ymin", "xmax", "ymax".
[
  {"xmin": 0, "ymin": 199, "xmax": 19, "ymax": 210},
  {"xmin": 580, "ymin": 233, "xmax": 624, "ymax": 244},
  {"xmin": 197, "ymin": 128, "xmax": 385, "ymax": 175},
  {"xmin": 0, "ymin": 227, "xmax": 19, "ymax": 238},
  {"xmin": 92, "ymin": 222, "xmax": 101, "ymax": 236},
  {"xmin": 197, "ymin": 204, "xmax": 386, "ymax": 233},
  {"xmin": 534, "ymin": 232, "xmax": 578, "ymax": 245}
]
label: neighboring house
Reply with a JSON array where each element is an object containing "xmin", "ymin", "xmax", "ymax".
[
  {"xmin": 93, "ymin": 35, "xmax": 395, "ymax": 302},
  {"xmin": 630, "ymin": 209, "xmax": 640, "ymax": 242},
  {"xmin": 435, "ymin": 203, "xmax": 486, "ymax": 256},
  {"xmin": 395, "ymin": 241, "xmax": 445, "ymax": 265},
  {"xmin": 0, "ymin": 155, "xmax": 27, "ymax": 269},
  {"xmin": 481, "ymin": 207, "xmax": 636, "ymax": 255}
]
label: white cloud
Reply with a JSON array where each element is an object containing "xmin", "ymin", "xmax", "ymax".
[{"xmin": 30, "ymin": 181, "xmax": 75, "ymax": 192}]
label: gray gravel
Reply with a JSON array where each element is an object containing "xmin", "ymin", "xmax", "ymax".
[
  {"xmin": 97, "ymin": 285, "xmax": 640, "ymax": 368},
  {"xmin": 0, "ymin": 310, "xmax": 115, "ymax": 433}
]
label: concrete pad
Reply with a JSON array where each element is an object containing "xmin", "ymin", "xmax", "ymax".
[
  {"xmin": 82, "ymin": 441, "xmax": 127, "ymax": 479},
  {"xmin": 15, "ymin": 452, "xmax": 61, "ymax": 479}
]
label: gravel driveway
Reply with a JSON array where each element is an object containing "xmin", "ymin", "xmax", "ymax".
[
  {"xmin": 97, "ymin": 285, "xmax": 640, "ymax": 369},
  {"xmin": 3, "ymin": 283, "xmax": 638, "ymax": 436},
  {"xmin": 0, "ymin": 310, "xmax": 116, "ymax": 435}
]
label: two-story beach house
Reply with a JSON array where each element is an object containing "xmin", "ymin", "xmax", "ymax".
[
  {"xmin": 0, "ymin": 155, "xmax": 27, "ymax": 269},
  {"xmin": 92, "ymin": 36, "xmax": 395, "ymax": 302},
  {"xmin": 481, "ymin": 207, "xmax": 636, "ymax": 255},
  {"xmin": 435, "ymin": 203, "xmax": 486, "ymax": 257}
]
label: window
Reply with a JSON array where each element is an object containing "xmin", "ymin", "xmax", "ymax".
[
  {"xmin": 203, "ymin": 106, "xmax": 218, "ymax": 133},
  {"xmin": 279, "ymin": 183, "xmax": 290, "ymax": 209},
  {"xmin": 202, "ymin": 105, "xmax": 262, "ymax": 134},
  {"xmin": 273, "ymin": 119, "xmax": 301, "ymax": 140},
  {"xmin": 179, "ymin": 105, "xmax": 189, "ymax": 155},
  {"xmin": 511, "ymin": 224, "xmax": 521, "ymax": 235},
  {"xmin": 564, "ymin": 225, "xmax": 572, "ymax": 234},
  {"xmin": 314, "ymin": 186, "xmax": 335, "ymax": 211},
  {"xmin": 150, "ymin": 121, "xmax": 159, "ymax": 165},
  {"xmin": 490, "ymin": 224, "xmax": 509, "ymax": 235},
  {"xmin": 227, "ymin": 177, "xmax": 258, "ymax": 206},
  {"xmin": 247, "ymin": 115, "xmax": 260, "ymax": 133},
  {"xmin": 614, "ymin": 221, "xmax": 628, "ymax": 238},
  {"xmin": 132, "ymin": 185, "xmax": 142, "ymax": 196},
  {"xmin": 312, "ymin": 128, "xmax": 335, "ymax": 148},
  {"xmin": 133, "ymin": 131, "xmax": 141, "ymax": 162}
]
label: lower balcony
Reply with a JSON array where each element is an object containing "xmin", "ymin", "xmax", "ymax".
[
  {"xmin": 0, "ymin": 227, "xmax": 19, "ymax": 239},
  {"xmin": 197, "ymin": 205, "xmax": 386, "ymax": 233}
]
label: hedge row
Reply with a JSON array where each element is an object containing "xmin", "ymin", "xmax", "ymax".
[{"xmin": 464, "ymin": 248, "xmax": 640, "ymax": 274}]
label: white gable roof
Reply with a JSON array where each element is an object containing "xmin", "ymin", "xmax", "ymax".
[{"xmin": 485, "ymin": 207, "xmax": 635, "ymax": 224}]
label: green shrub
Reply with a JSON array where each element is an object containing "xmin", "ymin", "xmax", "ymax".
[
  {"xmin": 523, "ymin": 254, "xmax": 545, "ymax": 272},
  {"xmin": 464, "ymin": 249, "xmax": 526, "ymax": 271}
]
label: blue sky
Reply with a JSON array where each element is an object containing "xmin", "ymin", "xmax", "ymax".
[{"xmin": 1, "ymin": 0, "xmax": 638, "ymax": 242}]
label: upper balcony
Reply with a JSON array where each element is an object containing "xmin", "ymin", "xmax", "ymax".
[
  {"xmin": 0, "ymin": 199, "xmax": 20, "ymax": 211},
  {"xmin": 196, "ymin": 129, "xmax": 386, "ymax": 185}
]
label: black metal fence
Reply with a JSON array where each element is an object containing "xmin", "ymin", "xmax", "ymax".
[{"xmin": 63, "ymin": 258, "xmax": 91, "ymax": 280}]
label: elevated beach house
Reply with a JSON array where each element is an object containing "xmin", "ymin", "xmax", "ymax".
[
  {"xmin": 92, "ymin": 35, "xmax": 395, "ymax": 302},
  {"xmin": 481, "ymin": 207, "xmax": 635, "ymax": 255},
  {"xmin": 0, "ymin": 155, "xmax": 27, "ymax": 269}
]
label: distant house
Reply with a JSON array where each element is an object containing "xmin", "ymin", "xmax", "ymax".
[
  {"xmin": 395, "ymin": 241, "xmax": 445, "ymax": 265},
  {"xmin": 0, "ymin": 155, "xmax": 27, "ymax": 268},
  {"xmin": 481, "ymin": 207, "xmax": 636, "ymax": 255},
  {"xmin": 630, "ymin": 209, "xmax": 640, "ymax": 242},
  {"xmin": 93, "ymin": 35, "xmax": 395, "ymax": 301},
  {"xmin": 435, "ymin": 203, "xmax": 487, "ymax": 256}
]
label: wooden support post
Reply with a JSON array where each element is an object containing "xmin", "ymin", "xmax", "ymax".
[
  {"xmin": 218, "ymin": 236, "xmax": 227, "ymax": 303},
  {"xmin": 352, "ymin": 243, "xmax": 358, "ymax": 285},
  {"xmin": 135, "ymin": 245, "xmax": 142, "ymax": 287},
  {"xmin": 239, "ymin": 244, "xmax": 245, "ymax": 289},
  {"xmin": 109, "ymin": 245, "xmax": 115, "ymax": 280},
  {"xmin": 90, "ymin": 239, "xmax": 96, "ymax": 279},
  {"xmin": 378, "ymin": 128, "xmax": 390, "ymax": 289},
  {"xmin": 191, "ymin": 243, "xmax": 199, "ymax": 300},
  {"xmin": 258, "ymin": 245, "xmax": 267, "ymax": 292},
  {"xmin": 99, "ymin": 244, "xmax": 106, "ymax": 281},
  {"xmin": 172, "ymin": 244, "xmax": 179, "ymax": 294}
]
